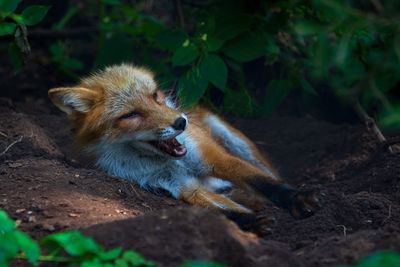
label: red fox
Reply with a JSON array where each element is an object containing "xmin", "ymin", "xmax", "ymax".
[{"xmin": 48, "ymin": 64, "xmax": 319, "ymax": 221}]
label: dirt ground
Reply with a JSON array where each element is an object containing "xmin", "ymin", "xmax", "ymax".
[{"xmin": 1, "ymin": 97, "xmax": 400, "ymax": 267}]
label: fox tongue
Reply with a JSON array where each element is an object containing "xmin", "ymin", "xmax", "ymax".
[{"xmin": 156, "ymin": 138, "xmax": 187, "ymax": 157}]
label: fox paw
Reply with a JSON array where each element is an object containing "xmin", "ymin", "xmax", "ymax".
[
  {"xmin": 226, "ymin": 212, "xmax": 275, "ymax": 231},
  {"xmin": 288, "ymin": 189, "xmax": 321, "ymax": 219}
]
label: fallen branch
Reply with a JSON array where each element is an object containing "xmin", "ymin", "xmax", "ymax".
[
  {"xmin": 353, "ymin": 101, "xmax": 394, "ymax": 153},
  {"xmin": 0, "ymin": 136, "xmax": 23, "ymax": 156}
]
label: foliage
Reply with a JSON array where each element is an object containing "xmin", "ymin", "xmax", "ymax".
[
  {"xmin": 49, "ymin": 0, "xmax": 399, "ymax": 129},
  {"xmin": 341, "ymin": 251, "xmax": 400, "ymax": 267},
  {"xmin": 0, "ymin": 209, "xmax": 155, "ymax": 266},
  {"xmin": 0, "ymin": 209, "xmax": 225, "ymax": 267},
  {"xmin": 0, "ymin": 0, "xmax": 49, "ymax": 55},
  {"xmin": 1, "ymin": 0, "xmax": 400, "ymax": 131}
]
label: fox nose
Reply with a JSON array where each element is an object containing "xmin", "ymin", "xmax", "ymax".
[{"xmin": 172, "ymin": 117, "xmax": 187, "ymax": 131}]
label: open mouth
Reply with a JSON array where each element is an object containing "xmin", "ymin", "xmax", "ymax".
[{"xmin": 148, "ymin": 137, "xmax": 187, "ymax": 158}]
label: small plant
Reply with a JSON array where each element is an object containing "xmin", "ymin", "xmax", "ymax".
[
  {"xmin": 0, "ymin": 209, "xmax": 155, "ymax": 266},
  {"xmin": 0, "ymin": 0, "xmax": 50, "ymax": 73},
  {"xmin": 0, "ymin": 209, "xmax": 226, "ymax": 267},
  {"xmin": 0, "ymin": 0, "xmax": 50, "ymax": 52},
  {"xmin": 341, "ymin": 251, "xmax": 400, "ymax": 267}
]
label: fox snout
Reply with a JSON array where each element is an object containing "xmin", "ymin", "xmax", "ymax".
[
  {"xmin": 172, "ymin": 116, "xmax": 187, "ymax": 131},
  {"xmin": 157, "ymin": 114, "xmax": 188, "ymax": 140}
]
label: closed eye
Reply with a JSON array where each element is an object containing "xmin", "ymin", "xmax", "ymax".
[{"xmin": 119, "ymin": 111, "xmax": 141, "ymax": 120}]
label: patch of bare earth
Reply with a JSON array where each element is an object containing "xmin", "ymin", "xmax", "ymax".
[{"xmin": 1, "ymin": 98, "xmax": 399, "ymax": 267}]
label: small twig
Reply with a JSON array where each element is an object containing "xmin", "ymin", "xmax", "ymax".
[
  {"xmin": 0, "ymin": 131, "xmax": 7, "ymax": 138},
  {"xmin": 129, "ymin": 184, "xmax": 145, "ymax": 202},
  {"xmin": 353, "ymin": 101, "xmax": 394, "ymax": 153},
  {"xmin": 336, "ymin": 225, "xmax": 347, "ymax": 237},
  {"xmin": 174, "ymin": 0, "xmax": 185, "ymax": 28},
  {"xmin": 383, "ymin": 137, "xmax": 400, "ymax": 148},
  {"xmin": 0, "ymin": 136, "xmax": 23, "ymax": 156},
  {"xmin": 382, "ymin": 205, "xmax": 392, "ymax": 225}
]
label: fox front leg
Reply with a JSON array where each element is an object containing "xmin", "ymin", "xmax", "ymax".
[{"xmin": 179, "ymin": 183, "xmax": 275, "ymax": 229}]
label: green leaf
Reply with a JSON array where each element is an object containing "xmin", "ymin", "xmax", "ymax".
[
  {"xmin": 0, "ymin": 0, "xmax": 21, "ymax": 18},
  {"xmin": 0, "ymin": 22, "xmax": 16, "ymax": 36},
  {"xmin": 172, "ymin": 43, "xmax": 199, "ymax": 66},
  {"xmin": 335, "ymin": 33, "xmax": 352, "ymax": 66},
  {"xmin": 223, "ymin": 32, "xmax": 269, "ymax": 62},
  {"xmin": 178, "ymin": 67, "xmax": 208, "ymax": 107},
  {"xmin": 99, "ymin": 247, "xmax": 122, "ymax": 261},
  {"xmin": 81, "ymin": 259, "xmax": 103, "ymax": 267},
  {"xmin": 199, "ymin": 54, "xmax": 227, "ymax": 91},
  {"xmin": 261, "ymin": 80, "xmax": 293, "ymax": 116},
  {"xmin": 353, "ymin": 251, "xmax": 400, "ymax": 267},
  {"xmin": 204, "ymin": 35, "xmax": 224, "ymax": 52},
  {"xmin": 122, "ymin": 251, "xmax": 155, "ymax": 267},
  {"xmin": 293, "ymin": 20, "xmax": 326, "ymax": 36},
  {"xmin": 21, "ymin": 5, "xmax": 50, "ymax": 26},
  {"xmin": 42, "ymin": 231, "xmax": 102, "ymax": 257},
  {"xmin": 14, "ymin": 231, "xmax": 40, "ymax": 265},
  {"xmin": 115, "ymin": 258, "xmax": 129, "ymax": 267},
  {"xmin": 0, "ymin": 233, "xmax": 19, "ymax": 265},
  {"xmin": 0, "ymin": 210, "xmax": 15, "ymax": 233}
]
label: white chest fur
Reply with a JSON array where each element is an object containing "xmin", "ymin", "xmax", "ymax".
[{"xmin": 92, "ymin": 133, "xmax": 208, "ymax": 198}]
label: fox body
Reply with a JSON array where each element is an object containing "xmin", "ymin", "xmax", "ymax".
[{"xmin": 49, "ymin": 64, "xmax": 319, "ymax": 219}]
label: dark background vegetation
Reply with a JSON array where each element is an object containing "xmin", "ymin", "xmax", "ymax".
[{"xmin": 1, "ymin": 0, "xmax": 400, "ymax": 134}]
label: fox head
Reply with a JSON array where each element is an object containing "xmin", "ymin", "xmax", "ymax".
[{"xmin": 48, "ymin": 64, "xmax": 188, "ymax": 158}]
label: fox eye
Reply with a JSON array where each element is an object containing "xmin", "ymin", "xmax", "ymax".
[
  {"xmin": 119, "ymin": 111, "xmax": 140, "ymax": 120},
  {"xmin": 152, "ymin": 91, "xmax": 158, "ymax": 100}
]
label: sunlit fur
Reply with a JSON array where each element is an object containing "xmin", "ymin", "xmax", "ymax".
[{"xmin": 48, "ymin": 64, "xmax": 279, "ymax": 212}]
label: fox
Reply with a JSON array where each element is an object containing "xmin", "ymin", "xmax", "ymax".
[{"xmin": 48, "ymin": 64, "xmax": 320, "ymax": 223}]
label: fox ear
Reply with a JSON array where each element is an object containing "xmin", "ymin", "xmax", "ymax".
[{"xmin": 48, "ymin": 87, "xmax": 99, "ymax": 115}]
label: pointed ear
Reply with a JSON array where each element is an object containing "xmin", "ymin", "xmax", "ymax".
[{"xmin": 48, "ymin": 87, "xmax": 99, "ymax": 115}]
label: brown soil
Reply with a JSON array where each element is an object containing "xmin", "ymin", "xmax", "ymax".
[{"xmin": 1, "ymin": 98, "xmax": 400, "ymax": 267}]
